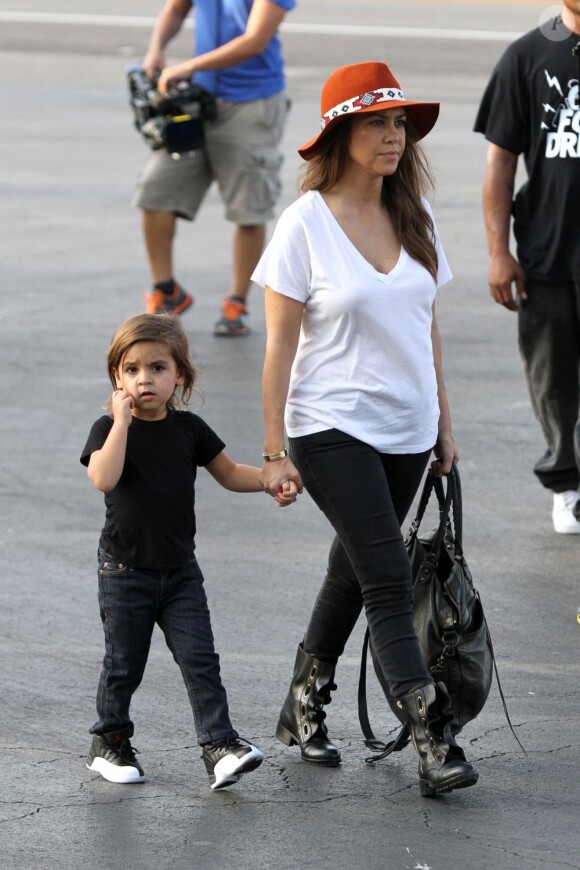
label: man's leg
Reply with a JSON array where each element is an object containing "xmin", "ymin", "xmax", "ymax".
[
  {"xmin": 212, "ymin": 223, "xmax": 266, "ymax": 336},
  {"xmin": 132, "ymin": 148, "xmax": 212, "ymax": 314},
  {"xmin": 231, "ymin": 223, "xmax": 266, "ymax": 301},
  {"xmin": 518, "ymin": 277, "xmax": 580, "ymax": 532},
  {"xmin": 141, "ymin": 209, "xmax": 193, "ymax": 313},
  {"xmin": 143, "ymin": 209, "xmax": 176, "ymax": 284},
  {"xmin": 209, "ymin": 93, "xmax": 288, "ymax": 336}
]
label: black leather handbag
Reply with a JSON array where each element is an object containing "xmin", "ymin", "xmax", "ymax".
[{"xmin": 358, "ymin": 464, "xmax": 524, "ymax": 761}]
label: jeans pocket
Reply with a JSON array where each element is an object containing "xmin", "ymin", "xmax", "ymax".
[{"xmin": 98, "ymin": 554, "xmax": 129, "ymax": 577}]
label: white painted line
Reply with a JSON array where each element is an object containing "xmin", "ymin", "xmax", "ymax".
[
  {"xmin": 285, "ymin": 22, "xmax": 521, "ymax": 42},
  {"xmin": 0, "ymin": 11, "xmax": 161, "ymax": 26},
  {"xmin": 0, "ymin": 10, "xmax": 521, "ymax": 42}
]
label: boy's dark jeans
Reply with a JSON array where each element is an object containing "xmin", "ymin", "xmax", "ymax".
[
  {"xmin": 290, "ymin": 429, "xmax": 432, "ymax": 698},
  {"xmin": 92, "ymin": 550, "xmax": 236, "ymax": 745}
]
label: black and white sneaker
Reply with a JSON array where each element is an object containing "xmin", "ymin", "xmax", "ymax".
[
  {"xmin": 202, "ymin": 737, "xmax": 263, "ymax": 790},
  {"xmin": 86, "ymin": 728, "xmax": 145, "ymax": 783}
]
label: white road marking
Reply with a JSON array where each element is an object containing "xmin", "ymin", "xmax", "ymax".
[{"xmin": 0, "ymin": 11, "xmax": 521, "ymax": 42}]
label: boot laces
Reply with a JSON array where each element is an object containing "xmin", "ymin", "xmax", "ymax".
[{"xmin": 309, "ymin": 681, "xmax": 337, "ymax": 729}]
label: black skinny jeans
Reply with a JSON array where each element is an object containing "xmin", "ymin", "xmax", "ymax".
[{"xmin": 289, "ymin": 428, "xmax": 432, "ymax": 698}]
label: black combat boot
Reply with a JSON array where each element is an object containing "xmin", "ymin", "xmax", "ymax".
[
  {"xmin": 275, "ymin": 644, "xmax": 341, "ymax": 766},
  {"xmin": 397, "ymin": 682, "xmax": 479, "ymax": 797}
]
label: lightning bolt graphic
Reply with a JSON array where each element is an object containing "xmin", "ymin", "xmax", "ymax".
[{"xmin": 544, "ymin": 70, "xmax": 564, "ymax": 96}]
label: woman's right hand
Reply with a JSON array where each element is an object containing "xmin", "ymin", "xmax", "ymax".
[{"xmin": 260, "ymin": 456, "xmax": 304, "ymax": 503}]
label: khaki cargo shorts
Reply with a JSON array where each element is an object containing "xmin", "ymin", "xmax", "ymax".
[{"xmin": 132, "ymin": 91, "xmax": 288, "ymax": 225}]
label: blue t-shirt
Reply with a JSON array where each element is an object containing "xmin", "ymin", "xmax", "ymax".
[{"xmin": 193, "ymin": 0, "xmax": 296, "ymax": 101}]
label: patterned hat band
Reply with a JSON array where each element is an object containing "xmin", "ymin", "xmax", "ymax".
[{"xmin": 321, "ymin": 87, "xmax": 406, "ymax": 130}]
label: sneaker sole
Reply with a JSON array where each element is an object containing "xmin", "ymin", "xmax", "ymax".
[
  {"xmin": 210, "ymin": 748, "xmax": 264, "ymax": 791},
  {"xmin": 212, "ymin": 325, "xmax": 250, "ymax": 337},
  {"xmin": 553, "ymin": 518, "xmax": 580, "ymax": 533},
  {"xmin": 86, "ymin": 758, "xmax": 145, "ymax": 784}
]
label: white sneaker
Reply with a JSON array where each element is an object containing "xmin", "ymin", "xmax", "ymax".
[
  {"xmin": 202, "ymin": 737, "xmax": 263, "ymax": 790},
  {"xmin": 552, "ymin": 491, "xmax": 580, "ymax": 534}
]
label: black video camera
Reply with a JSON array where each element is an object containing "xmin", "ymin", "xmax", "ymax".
[{"xmin": 127, "ymin": 65, "xmax": 217, "ymax": 154}]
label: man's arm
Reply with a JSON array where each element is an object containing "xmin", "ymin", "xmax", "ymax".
[
  {"xmin": 482, "ymin": 143, "xmax": 526, "ymax": 311},
  {"xmin": 157, "ymin": 0, "xmax": 287, "ymax": 94},
  {"xmin": 142, "ymin": 0, "xmax": 192, "ymax": 79}
]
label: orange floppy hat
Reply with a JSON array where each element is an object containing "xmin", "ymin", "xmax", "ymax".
[{"xmin": 298, "ymin": 61, "xmax": 440, "ymax": 160}]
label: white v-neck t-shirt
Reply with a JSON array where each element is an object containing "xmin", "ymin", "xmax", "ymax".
[{"xmin": 252, "ymin": 190, "xmax": 452, "ymax": 453}]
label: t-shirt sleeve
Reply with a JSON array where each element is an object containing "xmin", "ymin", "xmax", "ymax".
[
  {"xmin": 190, "ymin": 414, "xmax": 226, "ymax": 467},
  {"xmin": 422, "ymin": 199, "xmax": 453, "ymax": 289},
  {"xmin": 80, "ymin": 416, "xmax": 113, "ymax": 467},
  {"xmin": 473, "ymin": 42, "xmax": 530, "ymax": 154},
  {"xmin": 435, "ymin": 235, "xmax": 452, "ymax": 289},
  {"xmin": 251, "ymin": 205, "xmax": 312, "ymax": 303}
]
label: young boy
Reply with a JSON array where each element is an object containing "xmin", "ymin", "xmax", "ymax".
[{"xmin": 81, "ymin": 314, "xmax": 296, "ymax": 789}]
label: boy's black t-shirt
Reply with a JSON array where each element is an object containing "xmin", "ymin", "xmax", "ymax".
[
  {"xmin": 80, "ymin": 410, "xmax": 225, "ymax": 570},
  {"xmin": 474, "ymin": 25, "xmax": 580, "ymax": 281}
]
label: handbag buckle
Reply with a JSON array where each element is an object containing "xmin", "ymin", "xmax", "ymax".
[{"xmin": 442, "ymin": 630, "xmax": 459, "ymax": 648}]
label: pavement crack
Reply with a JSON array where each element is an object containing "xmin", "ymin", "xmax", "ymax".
[{"xmin": 0, "ymin": 808, "xmax": 41, "ymax": 823}]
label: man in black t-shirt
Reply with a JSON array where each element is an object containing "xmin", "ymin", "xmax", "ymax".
[{"xmin": 474, "ymin": 1, "xmax": 580, "ymax": 534}]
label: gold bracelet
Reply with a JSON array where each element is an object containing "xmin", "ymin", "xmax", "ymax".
[{"xmin": 262, "ymin": 449, "xmax": 288, "ymax": 462}]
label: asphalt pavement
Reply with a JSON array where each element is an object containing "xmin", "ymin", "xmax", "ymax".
[{"xmin": 1, "ymin": 2, "xmax": 578, "ymax": 869}]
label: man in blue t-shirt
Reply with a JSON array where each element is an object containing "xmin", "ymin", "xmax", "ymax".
[
  {"xmin": 132, "ymin": 0, "xmax": 296, "ymax": 335},
  {"xmin": 474, "ymin": 1, "xmax": 580, "ymax": 534}
]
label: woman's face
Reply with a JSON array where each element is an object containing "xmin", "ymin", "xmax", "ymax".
[{"xmin": 347, "ymin": 108, "xmax": 406, "ymax": 178}]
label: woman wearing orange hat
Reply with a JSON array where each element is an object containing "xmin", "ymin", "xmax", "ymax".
[{"xmin": 253, "ymin": 62, "xmax": 478, "ymax": 796}]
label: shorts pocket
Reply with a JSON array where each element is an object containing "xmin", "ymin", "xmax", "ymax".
[{"xmin": 245, "ymin": 151, "xmax": 283, "ymax": 212}]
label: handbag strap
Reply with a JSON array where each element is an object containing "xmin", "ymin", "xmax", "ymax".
[
  {"xmin": 405, "ymin": 468, "xmax": 454, "ymax": 568},
  {"xmin": 357, "ymin": 626, "xmax": 411, "ymax": 762},
  {"xmin": 420, "ymin": 462, "xmax": 463, "ymax": 558},
  {"xmin": 449, "ymin": 463, "xmax": 463, "ymax": 555},
  {"xmin": 483, "ymin": 611, "xmax": 528, "ymax": 755}
]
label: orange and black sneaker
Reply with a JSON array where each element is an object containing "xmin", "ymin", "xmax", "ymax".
[
  {"xmin": 213, "ymin": 295, "xmax": 250, "ymax": 336},
  {"xmin": 144, "ymin": 282, "xmax": 193, "ymax": 316}
]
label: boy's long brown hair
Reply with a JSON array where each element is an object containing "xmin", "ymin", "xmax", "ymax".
[
  {"xmin": 106, "ymin": 314, "xmax": 199, "ymax": 412},
  {"xmin": 299, "ymin": 118, "xmax": 438, "ymax": 282}
]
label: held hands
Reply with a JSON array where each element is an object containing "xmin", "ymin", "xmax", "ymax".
[
  {"xmin": 260, "ymin": 456, "xmax": 304, "ymax": 508},
  {"xmin": 111, "ymin": 389, "xmax": 134, "ymax": 426},
  {"xmin": 274, "ymin": 479, "xmax": 300, "ymax": 507},
  {"xmin": 488, "ymin": 253, "xmax": 526, "ymax": 311}
]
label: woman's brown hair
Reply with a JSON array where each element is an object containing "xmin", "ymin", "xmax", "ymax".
[
  {"xmin": 106, "ymin": 313, "xmax": 199, "ymax": 413},
  {"xmin": 299, "ymin": 118, "xmax": 438, "ymax": 282}
]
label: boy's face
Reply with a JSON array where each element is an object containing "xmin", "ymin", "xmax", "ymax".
[{"xmin": 113, "ymin": 341, "xmax": 184, "ymax": 421}]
